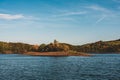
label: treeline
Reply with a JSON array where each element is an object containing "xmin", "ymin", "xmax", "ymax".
[
  {"xmin": 0, "ymin": 39, "xmax": 120, "ymax": 54},
  {"xmin": 38, "ymin": 40, "xmax": 70, "ymax": 52},
  {"xmin": 0, "ymin": 40, "xmax": 70, "ymax": 54},
  {"xmin": 71, "ymin": 39, "xmax": 120, "ymax": 53},
  {"xmin": 0, "ymin": 42, "xmax": 33, "ymax": 53}
]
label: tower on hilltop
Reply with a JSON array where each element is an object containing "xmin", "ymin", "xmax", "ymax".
[{"xmin": 54, "ymin": 39, "xmax": 59, "ymax": 46}]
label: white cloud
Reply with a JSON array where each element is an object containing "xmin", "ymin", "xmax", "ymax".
[
  {"xmin": 53, "ymin": 11, "xmax": 87, "ymax": 17},
  {"xmin": 118, "ymin": 6, "xmax": 120, "ymax": 9},
  {"xmin": 61, "ymin": 11, "xmax": 87, "ymax": 16},
  {"xmin": 0, "ymin": 13, "xmax": 24, "ymax": 20},
  {"xmin": 113, "ymin": 0, "xmax": 120, "ymax": 3},
  {"xmin": 86, "ymin": 5, "xmax": 109, "ymax": 13}
]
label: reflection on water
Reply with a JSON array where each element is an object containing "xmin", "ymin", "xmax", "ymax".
[{"xmin": 0, "ymin": 54, "xmax": 120, "ymax": 80}]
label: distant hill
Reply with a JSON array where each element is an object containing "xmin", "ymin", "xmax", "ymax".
[
  {"xmin": 70, "ymin": 39, "xmax": 120, "ymax": 53},
  {"xmin": 0, "ymin": 41, "xmax": 34, "ymax": 53},
  {"xmin": 0, "ymin": 39, "xmax": 120, "ymax": 54}
]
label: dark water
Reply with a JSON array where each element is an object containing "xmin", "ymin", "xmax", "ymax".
[{"xmin": 0, "ymin": 54, "xmax": 120, "ymax": 80}]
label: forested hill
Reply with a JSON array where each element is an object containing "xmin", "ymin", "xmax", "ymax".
[
  {"xmin": 0, "ymin": 42, "xmax": 33, "ymax": 53},
  {"xmin": 71, "ymin": 39, "xmax": 120, "ymax": 53},
  {"xmin": 0, "ymin": 39, "xmax": 120, "ymax": 54}
]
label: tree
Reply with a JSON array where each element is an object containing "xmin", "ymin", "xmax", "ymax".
[{"xmin": 38, "ymin": 44, "xmax": 46, "ymax": 52}]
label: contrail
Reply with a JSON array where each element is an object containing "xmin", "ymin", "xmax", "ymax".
[{"xmin": 95, "ymin": 15, "xmax": 106, "ymax": 24}]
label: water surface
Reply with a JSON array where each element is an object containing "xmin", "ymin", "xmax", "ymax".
[{"xmin": 0, "ymin": 54, "xmax": 120, "ymax": 80}]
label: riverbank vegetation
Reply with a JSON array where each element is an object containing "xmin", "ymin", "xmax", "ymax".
[
  {"xmin": 70, "ymin": 39, "xmax": 120, "ymax": 53},
  {"xmin": 0, "ymin": 39, "xmax": 120, "ymax": 54}
]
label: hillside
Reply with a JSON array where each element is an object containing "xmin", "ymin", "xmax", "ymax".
[
  {"xmin": 0, "ymin": 42, "xmax": 34, "ymax": 53},
  {"xmin": 0, "ymin": 39, "xmax": 120, "ymax": 54},
  {"xmin": 71, "ymin": 39, "xmax": 120, "ymax": 53}
]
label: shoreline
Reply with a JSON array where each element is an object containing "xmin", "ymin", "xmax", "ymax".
[{"xmin": 24, "ymin": 52, "xmax": 91, "ymax": 57}]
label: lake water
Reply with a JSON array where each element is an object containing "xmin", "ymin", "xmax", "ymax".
[{"xmin": 0, "ymin": 54, "xmax": 120, "ymax": 80}]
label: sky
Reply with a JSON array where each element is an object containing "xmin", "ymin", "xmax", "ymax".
[{"xmin": 0, "ymin": 0, "xmax": 120, "ymax": 45}]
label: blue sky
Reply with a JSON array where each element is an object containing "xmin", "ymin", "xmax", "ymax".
[{"xmin": 0, "ymin": 0, "xmax": 120, "ymax": 45}]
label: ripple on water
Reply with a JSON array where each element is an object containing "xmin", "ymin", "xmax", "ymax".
[{"xmin": 0, "ymin": 54, "xmax": 120, "ymax": 80}]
